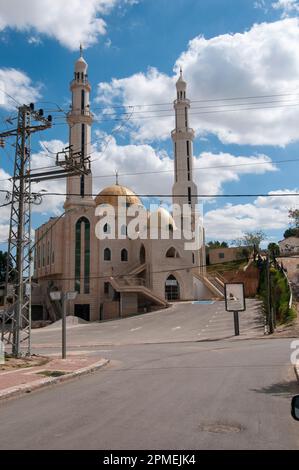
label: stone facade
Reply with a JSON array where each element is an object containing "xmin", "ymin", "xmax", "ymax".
[{"xmin": 33, "ymin": 53, "xmax": 208, "ymax": 322}]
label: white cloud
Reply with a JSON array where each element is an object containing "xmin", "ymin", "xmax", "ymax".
[
  {"xmin": 204, "ymin": 189, "xmax": 299, "ymax": 240},
  {"xmin": 90, "ymin": 135, "xmax": 277, "ymax": 199},
  {"xmin": 27, "ymin": 35, "xmax": 42, "ymax": 46},
  {"xmin": 272, "ymin": 0, "xmax": 299, "ymax": 17},
  {"xmin": 0, "ymin": 0, "xmax": 135, "ymax": 50},
  {"xmin": 96, "ymin": 18, "xmax": 299, "ymax": 146},
  {"xmin": 0, "ymin": 68, "xmax": 41, "ymax": 110}
]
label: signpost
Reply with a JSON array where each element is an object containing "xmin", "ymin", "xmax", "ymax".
[
  {"xmin": 49, "ymin": 291, "xmax": 77, "ymax": 359},
  {"xmin": 224, "ymin": 283, "xmax": 246, "ymax": 336}
]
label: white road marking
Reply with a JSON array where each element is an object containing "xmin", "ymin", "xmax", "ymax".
[
  {"xmin": 172, "ymin": 326, "xmax": 181, "ymax": 331},
  {"xmin": 130, "ymin": 327, "xmax": 142, "ymax": 332}
]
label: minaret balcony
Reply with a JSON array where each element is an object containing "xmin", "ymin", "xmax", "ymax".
[
  {"xmin": 174, "ymin": 98, "xmax": 190, "ymax": 106},
  {"xmin": 171, "ymin": 127, "xmax": 195, "ymax": 140}
]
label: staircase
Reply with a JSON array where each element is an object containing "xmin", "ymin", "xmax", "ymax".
[
  {"xmin": 109, "ymin": 276, "xmax": 169, "ymax": 308},
  {"xmin": 126, "ymin": 263, "xmax": 147, "ymax": 277},
  {"xmin": 194, "ymin": 272, "xmax": 225, "ymax": 299}
]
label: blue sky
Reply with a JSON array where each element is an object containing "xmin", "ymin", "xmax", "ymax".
[{"xmin": 0, "ymin": 0, "xmax": 299, "ymax": 247}]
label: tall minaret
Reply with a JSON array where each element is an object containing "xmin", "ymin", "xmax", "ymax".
[
  {"xmin": 171, "ymin": 69, "xmax": 198, "ymax": 214},
  {"xmin": 64, "ymin": 46, "xmax": 94, "ymax": 209}
]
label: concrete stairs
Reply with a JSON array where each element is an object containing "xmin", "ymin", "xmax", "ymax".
[{"xmin": 109, "ymin": 276, "xmax": 169, "ymax": 308}]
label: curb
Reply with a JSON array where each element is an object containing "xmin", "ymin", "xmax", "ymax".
[{"xmin": 0, "ymin": 358, "xmax": 109, "ymax": 402}]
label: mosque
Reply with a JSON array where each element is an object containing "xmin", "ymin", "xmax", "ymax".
[{"xmin": 32, "ymin": 51, "xmax": 217, "ymax": 322}]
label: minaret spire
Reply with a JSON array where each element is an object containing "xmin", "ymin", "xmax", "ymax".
[
  {"xmin": 171, "ymin": 70, "xmax": 198, "ymax": 213},
  {"xmin": 64, "ymin": 51, "xmax": 94, "ymax": 209}
]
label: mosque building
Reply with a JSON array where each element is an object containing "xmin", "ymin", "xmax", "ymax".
[{"xmin": 32, "ymin": 51, "xmax": 215, "ymax": 322}]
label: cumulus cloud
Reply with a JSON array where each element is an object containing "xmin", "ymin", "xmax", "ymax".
[
  {"xmin": 89, "ymin": 135, "xmax": 277, "ymax": 199},
  {"xmin": 0, "ymin": 0, "xmax": 134, "ymax": 50},
  {"xmin": 0, "ymin": 68, "xmax": 41, "ymax": 110},
  {"xmin": 204, "ymin": 189, "xmax": 299, "ymax": 240},
  {"xmin": 272, "ymin": 0, "xmax": 299, "ymax": 17},
  {"xmin": 96, "ymin": 18, "xmax": 299, "ymax": 146}
]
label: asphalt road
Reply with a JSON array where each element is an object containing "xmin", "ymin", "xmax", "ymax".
[
  {"xmin": 1, "ymin": 300, "xmax": 298, "ymax": 450},
  {"xmin": 30, "ymin": 299, "xmax": 264, "ymax": 350}
]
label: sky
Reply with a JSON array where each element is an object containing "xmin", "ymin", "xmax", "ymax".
[{"xmin": 1, "ymin": 0, "xmax": 299, "ymax": 248}]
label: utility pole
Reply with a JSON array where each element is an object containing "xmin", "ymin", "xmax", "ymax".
[
  {"xmin": 266, "ymin": 255, "xmax": 274, "ymax": 334},
  {"xmin": 0, "ymin": 104, "xmax": 91, "ymax": 358},
  {"xmin": 1, "ymin": 104, "xmax": 52, "ymax": 357}
]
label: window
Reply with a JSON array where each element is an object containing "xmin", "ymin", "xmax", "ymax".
[
  {"xmin": 47, "ymin": 241, "xmax": 50, "ymax": 265},
  {"xmin": 75, "ymin": 217, "xmax": 90, "ymax": 294},
  {"xmin": 104, "ymin": 282, "xmax": 109, "ymax": 294},
  {"xmin": 166, "ymin": 247, "xmax": 179, "ymax": 258},
  {"xmin": 192, "ymin": 252, "xmax": 195, "ymax": 264},
  {"xmin": 187, "ymin": 157, "xmax": 190, "ymax": 181},
  {"xmin": 80, "ymin": 175, "xmax": 85, "ymax": 197},
  {"xmin": 81, "ymin": 123, "xmax": 85, "ymax": 157},
  {"xmin": 188, "ymin": 187, "xmax": 192, "ymax": 206},
  {"xmin": 219, "ymin": 253, "xmax": 225, "ymax": 259},
  {"xmin": 52, "ymin": 251, "xmax": 55, "ymax": 264},
  {"xmin": 104, "ymin": 248, "xmax": 111, "ymax": 261},
  {"xmin": 42, "ymin": 244, "xmax": 45, "ymax": 267},
  {"xmin": 38, "ymin": 246, "xmax": 40, "ymax": 268},
  {"xmin": 186, "ymin": 140, "xmax": 190, "ymax": 157},
  {"xmin": 104, "ymin": 223, "xmax": 111, "ymax": 234},
  {"xmin": 81, "ymin": 89, "xmax": 85, "ymax": 112},
  {"xmin": 121, "ymin": 248, "xmax": 128, "ymax": 262},
  {"xmin": 185, "ymin": 107, "xmax": 188, "ymax": 127}
]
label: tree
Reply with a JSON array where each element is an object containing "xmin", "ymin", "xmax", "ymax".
[
  {"xmin": 233, "ymin": 230, "xmax": 266, "ymax": 259},
  {"xmin": 0, "ymin": 251, "xmax": 15, "ymax": 283},
  {"xmin": 0, "ymin": 251, "xmax": 7, "ymax": 283},
  {"xmin": 207, "ymin": 240, "xmax": 228, "ymax": 249},
  {"xmin": 289, "ymin": 209, "xmax": 299, "ymax": 229},
  {"xmin": 283, "ymin": 227, "xmax": 299, "ymax": 239},
  {"xmin": 268, "ymin": 242, "xmax": 280, "ymax": 259}
]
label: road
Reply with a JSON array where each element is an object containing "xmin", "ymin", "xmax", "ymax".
[
  {"xmin": 0, "ymin": 300, "xmax": 298, "ymax": 450},
  {"xmin": 30, "ymin": 299, "xmax": 264, "ymax": 350}
]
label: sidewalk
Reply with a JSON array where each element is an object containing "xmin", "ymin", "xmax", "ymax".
[{"xmin": 0, "ymin": 355, "xmax": 109, "ymax": 401}]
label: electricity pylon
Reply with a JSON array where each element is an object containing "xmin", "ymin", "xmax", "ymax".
[
  {"xmin": 0, "ymin": 104, "xmax": 91, "ymax": 357},
  {"xmin": 0, "ymin": 104, "xmax": 52, "ymax": 356}
]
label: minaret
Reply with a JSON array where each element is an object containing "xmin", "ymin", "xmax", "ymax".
[
  {"xmin": 171, "ymin": 69, "xmax": 198, "ymax": 214},
  {"xmin": 64, "ymin": 46, "xmax": 94, "ymax": 209}
]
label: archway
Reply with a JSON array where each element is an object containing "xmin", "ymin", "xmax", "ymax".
[
  {"xmin": 140, "ymin": 244, "xmax": 146, "ymax": 264},
  {"xmin": 165, "ymin": 274, "xmax": 180, "ymax": 301}
]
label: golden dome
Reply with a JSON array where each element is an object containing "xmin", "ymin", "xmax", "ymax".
[{"xmin": 95, "ymin": 184, "xmax": 142, "ymax": 208}]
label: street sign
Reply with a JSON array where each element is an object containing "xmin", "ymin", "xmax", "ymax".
[{"xmin": 224, "ymin": 283, "xmax": 246, "ymax": 312}]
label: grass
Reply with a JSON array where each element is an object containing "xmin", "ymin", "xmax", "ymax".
[{"xmin": 207, "ymin": 259, "xmax": 248, "ymax": 275}]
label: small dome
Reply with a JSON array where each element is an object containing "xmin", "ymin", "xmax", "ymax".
[
  {"xmin": 95, "ymin": 184, "xmax": 142, "ymax": 208},
  {"xmin": 75, "ymin": 56, "xmax": 88, "ymax": 73},
  {"xmin": 176, "ymin": 68, "xmax": 186, "ymax": 90},
  {"xmin": 149, "ymin": 207, "xmax": 176, "ymax": 232}
]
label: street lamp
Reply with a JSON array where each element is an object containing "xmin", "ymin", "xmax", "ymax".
[{"xmin": 49, "ymin": 290, "xmax": 78, "ymax": 359}]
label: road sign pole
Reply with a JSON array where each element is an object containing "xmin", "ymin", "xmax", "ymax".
[
  {"xmin": 233, "ymin": 311, "xmax": 240, "ymax": 336},
  {"xmin": 62, "ymin": 294, "xmax": 67, "ymax": 359}
]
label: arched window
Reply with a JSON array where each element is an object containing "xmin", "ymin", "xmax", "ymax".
[
  {"xmin": 192, "ymin": 252, "xmax": 195, "ymax": 264},
  {"xmin": 166, "ymin": 247, "xmax": 179, "ymax": 258},
  {"xmin": 103, "ymin": 223, "xmax": 111, "ymax": 234},
  {"xmin": 121, "ymin": 248, "xmax": 128, "ymax": 262},
  {"xmin": 75, "ymin": 217, "xmax": 90, "ymax": 294},
  {"xmin": 140, "ymin": 245, "xmax": 146, "ymax": 264},
  {"xmin": 104, "ymin": 248, "xmax": 111, "ymax": 261}
]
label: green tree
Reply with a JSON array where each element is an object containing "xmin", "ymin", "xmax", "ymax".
[
  {"xmin": 283, "ymin": 227, "xmax": 299, "ymax": 239},
  {"xmin": 268, "ymin": 242, "xmax": 280, "ymax": 259},
  {"xmin": 207, "ymin": 240, "xmax": 228, "ymax": 249},
  {"xmin": 233, "ymin": 230, "xmax": 266, "ymax": 259},
  {"xmin": 0, "ymin": 251, "xmax": 7, "ymax": 282},
  {"xmin": 289, "ymin": 209, "xmax": 299, "ymax": 228}
]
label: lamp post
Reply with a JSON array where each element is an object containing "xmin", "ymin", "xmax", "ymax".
[{"xmin": 49, "ymin": 291, "xmax": 77, "ymax": 359}]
